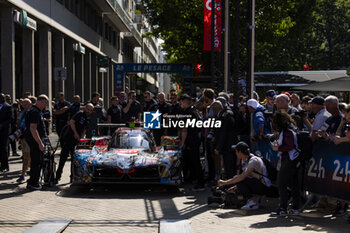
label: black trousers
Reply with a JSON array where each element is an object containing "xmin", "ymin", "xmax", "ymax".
[
  {"xmin": 278, "ymin": 154, "xmax": 300, "ymax": 210},
  {"xmin": 236, "ymin": 177, "xmax": 270, "ymax": 199},
  {"xmin": 56, "ymin": 120, "xmax": 67, "ymax": 138},
  {"xmin": 183, "ymin": 144, "xmax": 204, "ymax": 186},
  {"xmin": 8, "ymin": 140, "xmax": 17, "ymax": 156},
  {"xmin": 56, "ymin": 137, "xmax": 77, "ymax": 180},
  {"xmin": 0, "ymin": 134, "xmax": 9, "ymax": 170},
  {"xmin": 222, "ymin": 149, "xmax": 237, "ymax": 179},
  {"xmin": 26, "ymin": 138, "xmax": 43, "ymax": 186},
  {"xmin": 206, "ymin": 139, "xmax": 215, "ymax": 181}
]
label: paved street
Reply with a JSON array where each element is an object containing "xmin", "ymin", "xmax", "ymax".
[{"xmin": 0, "ymin": 143, "xmax": 349, "ymax": 233}]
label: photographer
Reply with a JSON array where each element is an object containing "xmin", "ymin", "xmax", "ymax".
[
  {"xmin": 271, "ymin": 111, "xmax": 300, "ymax": 216},
  {"xmin": 217, "ymin": 142, "xmax": 272, "ymax": 210},
  {"xmin": 16, "ymin": 99, "xmax": 32, "ymax": 183},
  {"xmin": 334, "ymin": 104, "xmax": 350, "ymax": 144},
  {"xmin": 24, "ymin": 95, "xmax": 49, "ymax": 190},
  {"xmin": 55, "ymin": 103, "xmax": 93, "ymax": 184}
]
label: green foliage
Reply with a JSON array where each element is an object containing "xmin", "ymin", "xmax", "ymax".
[{"xmin": 144, "ymin": 0, "xmax": 350, "ymax": 77}]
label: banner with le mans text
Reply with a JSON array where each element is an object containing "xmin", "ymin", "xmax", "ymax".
[{"xmin": 203, "ymin": 0, "xmax": 222, "ymax": 51}]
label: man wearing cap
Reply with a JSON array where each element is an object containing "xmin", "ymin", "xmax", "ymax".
[
  {"xmin": 307, "ymin": 96, "xmax": 331, "ymax": 141},
  {"xmin": 264, "ymin": 90, "xmax": 276, "ymax": 113},
  {"xmin": 218, "ymin": 142, "xmax": 272, "ymax": 210},
  {"xmin": 247, "ymin": 99, "xmax": 269, "ymax": 141}
]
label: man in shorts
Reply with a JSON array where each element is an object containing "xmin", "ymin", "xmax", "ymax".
[{"xmin": 17, "ymin": 99, "xmax": 32, "ymax": 183}]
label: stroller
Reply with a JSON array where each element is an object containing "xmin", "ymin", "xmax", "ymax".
[{"xmin": 40, "ymin": 138, "xmax": 56, "ymax": 187}]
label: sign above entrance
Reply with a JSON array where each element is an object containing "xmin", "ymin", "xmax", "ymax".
[
  {"xmin": 114, "ymin": 63, "xmax": 192, "ymax": 94},
  {"xmin": 115, "ymin": 63, "xmax": 192, "ymax": 75}
]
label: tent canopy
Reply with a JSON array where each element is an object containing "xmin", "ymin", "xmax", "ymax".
[
  {"xmin": 254, "ymin": 70, "xmax": 347, "ymax": 87},
  {"xmin": 294, "ymin": 76, "xmax": 350, "ymax": 91}
]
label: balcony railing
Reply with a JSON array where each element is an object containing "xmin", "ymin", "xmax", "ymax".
[{"xmin": 106, "ymin": 0, "xmax": 142, "ymax": 45}]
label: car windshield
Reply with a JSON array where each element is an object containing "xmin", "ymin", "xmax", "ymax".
[{"xmin": 110, "ymin": 133, "xmax": 151, "ymax": 150}]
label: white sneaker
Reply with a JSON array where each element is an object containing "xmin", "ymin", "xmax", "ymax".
[{"xmin": 241, "ymin": 199, "xmax": 259, "ymax": 210}]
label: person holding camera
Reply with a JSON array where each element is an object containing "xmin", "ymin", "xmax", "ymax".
[
  {"xmin": 55, "ymin": 103, "xmax": 93, "ymax": 184},
  {"xmin": 16, "ymin": 99, "xmax": 32, "ymax": 183},
  {"xmin": 0, "ymin": 93, "xmax": 13, "ymax": 172},
  {"xmin": 271, "ymin": 111, "xmax": 300, "ymax": 216},
  {"xmin": 24, "ymin": 95, "xmax": 49, "ymax": 190},
  {"xmin": 122, "ymin": 90, "xmax": 141, "ymax": 123},
  {"xmin": 217, "ymin": 142, "xmax": 272, "ymax": 210},
  {"xmin": 334, "ymin": 104, "xmax": 350, "ymax": 144}
]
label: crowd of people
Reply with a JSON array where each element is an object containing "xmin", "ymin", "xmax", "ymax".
[{"xmin": 0, "ymin": 88, "xmax": 349, "ymax": 217}]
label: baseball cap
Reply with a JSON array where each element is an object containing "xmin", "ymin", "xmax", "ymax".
[
  {"xmin": 311, "ymin": 96, "xmax": 325, "ymax": 106},
  {"xmin": 247, "ymin": 99, "xmax": 260, "ymax": 109},
  {"xmin": 266, "ymin": 89, "xmax": 277, "ymax": 98},
  {"xmin": 231, "ymin": 142, "xmax": 250, "ymax": 155},
  {"xmin": 282, "ymin": 92, "xmax": 291, "ymax": 99},
  {"xmin": 216, "ymin": 97, "xmax": 227, "ymax": 107},
  {"xmin": 195, "ymin": 96, "xmax": 205, "ymax": 107}
]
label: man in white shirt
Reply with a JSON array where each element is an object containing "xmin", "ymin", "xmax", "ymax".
[{"xmin": 307, "ymin": 96, "xmax": 331, "ymax": 141}]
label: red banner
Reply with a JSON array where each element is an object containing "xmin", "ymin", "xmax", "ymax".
[{"xmin": 203, "ymin": 0, "xmax": 222, "ymax": 51}]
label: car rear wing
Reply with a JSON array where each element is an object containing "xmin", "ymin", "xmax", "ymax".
[
  {"xmin": 97, "ymin": 123, "xmax": 126, "ymax": 136},
  {"xmin": 97, "ymin": 122, "xmax": 146, "ymax": 135}
]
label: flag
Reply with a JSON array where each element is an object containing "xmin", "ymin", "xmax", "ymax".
[{"xmin": 203, "ymin": 0, "xmax": 222, "ymax": 51}]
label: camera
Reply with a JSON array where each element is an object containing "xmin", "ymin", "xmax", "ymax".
[
  {"xmin": 295, "ymin": 110, "xmax": 307, "ymax": 118},
  {"xmin": 9, "ymin": 128, "xmax": 23, "ymax": 141},
  {"xmin": 207, "ymin": 186, "xmax": 245, "ymax": 208}
]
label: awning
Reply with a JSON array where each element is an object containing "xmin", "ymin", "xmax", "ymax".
[
  {"xmin": 254, "ymin": 70, "xmax": 348, "ymax": 87},
  {"xmin": 294, "ymin": 77, "xmax": 350, "ymax": 91}
]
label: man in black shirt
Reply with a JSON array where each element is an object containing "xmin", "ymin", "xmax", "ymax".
[
  {"xmin": 107, "ymin": 96, "xmax": 123, "ymax": 123},
  {"xmin": 212, "ymin": 101, "xmax": 239, "ymax": 178},
  {"xmin": 69, "ymin": 95, "xmax": 82, "ymax": 119},
  {"xmin": 167, "ymin": 92, "xmax": 181, "ymax": 136},
  {"xmin": 55, "ymin": 103, "xmax": 93, "ymax": 183},
  {"xmin": 24, "ymin": 95, "xmax": 49, "ymax": 190},
  {"xmin": 122, "ymin": 90, "xmax": 141, "ymax": 123},
  {"xmin": 86, "ymin": 92, "xmax": 106, "ymax": 137},
  {"xmin": 142, "ymin": 91, "xmax": 157, "ymax": 112},
  {"xmin": 179, "ymin": 94, "xmax": 204, "ymax": 191},
  {"xmin": 154, "ymin": 92, "xmax": 171, "ymax": 145},
  {"xmin": 0, "ymin": 93, "xmax": 13, "ymax": 172},
  {"xmin": 53, "ymin": 92, "xmax": 71, "ymax": 138}
]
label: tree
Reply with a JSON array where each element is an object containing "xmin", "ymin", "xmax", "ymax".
[{"xmin": 143, "ymin": 0, "xmax": 350, "ymax": 81}]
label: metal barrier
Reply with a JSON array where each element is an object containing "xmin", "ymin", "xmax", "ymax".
[{"xmin": 252, "ymin": 139, "xmax": 350, "ymax": 202}]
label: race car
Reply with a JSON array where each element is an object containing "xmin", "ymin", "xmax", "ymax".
[{"xmin": 71, "ymin": 127, "xmax": 183, "ymax": 186}]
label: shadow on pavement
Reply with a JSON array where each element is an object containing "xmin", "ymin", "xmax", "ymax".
[
  {"xmin": 57, "ymin": 183, "xmax": 211, "ymax": 221},
  {"xmin": 250, "ymin": 213, "xmax": 348, "ymax": 233}
]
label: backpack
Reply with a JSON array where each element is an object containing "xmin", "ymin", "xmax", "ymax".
[
  {"xmin": 296, "ymin": 131, "xmax": 313, "ymax": 162},
  {"xmin": 248, "ymin": 155, "xmax": 278, "ymax": 182}
]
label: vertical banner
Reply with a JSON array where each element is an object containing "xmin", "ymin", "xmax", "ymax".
[{"xmin": 203, "ymin": 0, "xmax": 222, "ymax": 51}]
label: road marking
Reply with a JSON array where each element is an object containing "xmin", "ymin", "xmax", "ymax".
[
  {"xmin": 23, "ymin": 219, "xmax": 72, "ymax": 233},
  {"xmin": 159, "ymin": 219, "xmax": 192, "ymax": 233}
]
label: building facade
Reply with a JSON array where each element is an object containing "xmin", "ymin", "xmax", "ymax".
[{"xmin": 0, "ymin": 0, "xmax": 162, "ymax": 108}]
